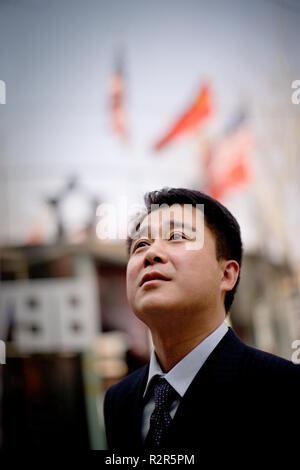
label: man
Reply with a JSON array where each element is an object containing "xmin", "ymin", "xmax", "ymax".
[{"xmin": 104, "ymin": 187, "xmax": 300, "ymax": 453}]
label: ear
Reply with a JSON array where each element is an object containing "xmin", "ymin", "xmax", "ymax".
[{"xmin": 220, "ymin": 260, "xmax": 240, "ymax": 292}]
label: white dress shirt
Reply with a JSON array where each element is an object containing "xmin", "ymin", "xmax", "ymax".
[{"xmin": 141, "ymin": 321, "xmax": 228, "ymax": 442}]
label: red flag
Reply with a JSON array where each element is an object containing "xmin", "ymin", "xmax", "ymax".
[
  {"xmin": 154, "ymin": 84, "xmax": 212, "ymax": 151},
  {"xmin": 109, "ymin": 52, "xmax": 127, "ymax": 139},
  {"xmin": 203, "ymin": 111, "xmax": 253, "ymax": 201}
]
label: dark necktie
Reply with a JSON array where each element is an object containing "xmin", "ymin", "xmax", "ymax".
[{"xmin": 144, "ymin": 377, "xmax": 178, "ymax": 448}]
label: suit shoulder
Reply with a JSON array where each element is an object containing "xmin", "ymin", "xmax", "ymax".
[
  {"xmin": 105, "ymin": 364, "xmax": 148, "ymax": 398},
  {"xmin": 243, "ymin": 343, "xmax": 300, "ymax": 376}
]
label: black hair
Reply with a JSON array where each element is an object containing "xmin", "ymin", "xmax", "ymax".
[{"xmin": 127, "ymin": 187, "xmax": 243, "ymax": 313}]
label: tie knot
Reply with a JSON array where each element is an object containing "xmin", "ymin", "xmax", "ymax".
[{"xmin": 153, "ymin": 377, "xmax": 177, "ymax": 409}]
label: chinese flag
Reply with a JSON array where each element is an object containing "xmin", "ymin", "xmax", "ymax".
[{"xmin": 154, "ymin": 84, "xmax": 212, "ymax": 151}]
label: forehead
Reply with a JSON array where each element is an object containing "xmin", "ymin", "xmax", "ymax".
[{"xmin": 138, "ymin": 204, "xmax": 203, "ymax": 236}]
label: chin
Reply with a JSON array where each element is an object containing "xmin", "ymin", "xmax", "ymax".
[{"xmin": 133, "ymin": 302, "xmax": 175, "ymax": 321}]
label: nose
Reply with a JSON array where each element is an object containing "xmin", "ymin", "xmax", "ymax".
[{"xmin": 143, "ymin": 239, "xmax": 168, "ymax": 267}]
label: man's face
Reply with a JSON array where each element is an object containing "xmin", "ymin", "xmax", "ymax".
[{"xmin": 126, "ymin": 204, "xmax": 227, "ymax": 325}]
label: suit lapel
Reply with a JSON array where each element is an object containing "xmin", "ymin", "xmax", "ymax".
[
  {"xmin": 166, "ymin": 328, "xmax": 246, "ymax": 446},
  {"xmin": 119, "ymin": 364, "xmax": 149, "ymax": 448}
]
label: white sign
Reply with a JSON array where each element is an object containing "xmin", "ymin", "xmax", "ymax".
[{"xmin": 0, "ymin": 278, "xmax": 100, "ymax": 353}]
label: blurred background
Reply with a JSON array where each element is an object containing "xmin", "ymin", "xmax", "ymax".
[{"xmin": 0, "ymin": 0, "xmax": 300, "ymax": 450}]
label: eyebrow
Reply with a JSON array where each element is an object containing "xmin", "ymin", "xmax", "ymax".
[{"xmin": 135, "ymin": 219, "xmax": 196, "ymax": 239}]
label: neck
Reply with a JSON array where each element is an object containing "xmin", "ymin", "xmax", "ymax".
[{"xmin": 150, "ymin": 313, "xmax": 225, "ymax": 372}]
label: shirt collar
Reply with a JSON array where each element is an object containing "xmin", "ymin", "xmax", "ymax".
[{"xmin": 143, "ymin": 321, "xmax": 228, "ymax": 398}]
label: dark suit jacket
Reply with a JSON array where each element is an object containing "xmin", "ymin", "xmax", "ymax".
[{"xmin": 104, "ymin": 328, "xmax": 300, "ymax": 454}]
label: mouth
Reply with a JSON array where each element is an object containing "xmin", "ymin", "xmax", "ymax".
[{"xmin": 140, "ymin": 272, "xmax": 170, "ymax": 287}]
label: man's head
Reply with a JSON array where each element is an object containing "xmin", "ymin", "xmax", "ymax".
[{"xmin": 126, "ymin": 187, "xmax": 242, "ymax": 327}]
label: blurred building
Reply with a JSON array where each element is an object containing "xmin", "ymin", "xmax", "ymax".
[
  {"xmin": 0, "ymin": 241, "xmax": 150, "ymax": 449},
  {"xmin": 1, "ymin": 232, "xmax": 300, "ymax": 450}
]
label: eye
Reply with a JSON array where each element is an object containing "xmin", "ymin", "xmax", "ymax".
[
  {"xmin": 170, "ymin": 232, "xmax": 187, "ymax": 241},
  {"xmin": 132, "ymin": 240, "xmax": 150, "ymax": 252}
]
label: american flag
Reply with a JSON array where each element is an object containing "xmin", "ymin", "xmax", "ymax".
[
  {"xmin": 109, "ymin": 51, "xmax": 127, "ymax": 139},
  {"xmin": 203, "ymin": 110, "xmax": 254, "ymax": 201}
]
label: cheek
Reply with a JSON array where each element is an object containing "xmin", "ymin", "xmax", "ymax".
[
  {"xmin": 176, "ymin": 253, "xmax": 206, "ymax": 276},
  {"xmin": 175, "ymin": 255, "xmax": 219, "ymax": 289},
  {"xmin": 172, "ymin": 258, "xmax": 200, "ymax": 294},
  {"xmin": 126, "ymin": 262, "xmax": 138, "ymax": 297},
  {"xmin": 126, "ymin": 268, "xmax": 133, "ymax": 293}
]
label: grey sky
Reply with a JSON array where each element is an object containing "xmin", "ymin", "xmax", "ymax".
[{"xmin": 0, "ymin": 0, "xmax": 299, "ymax": 259}]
